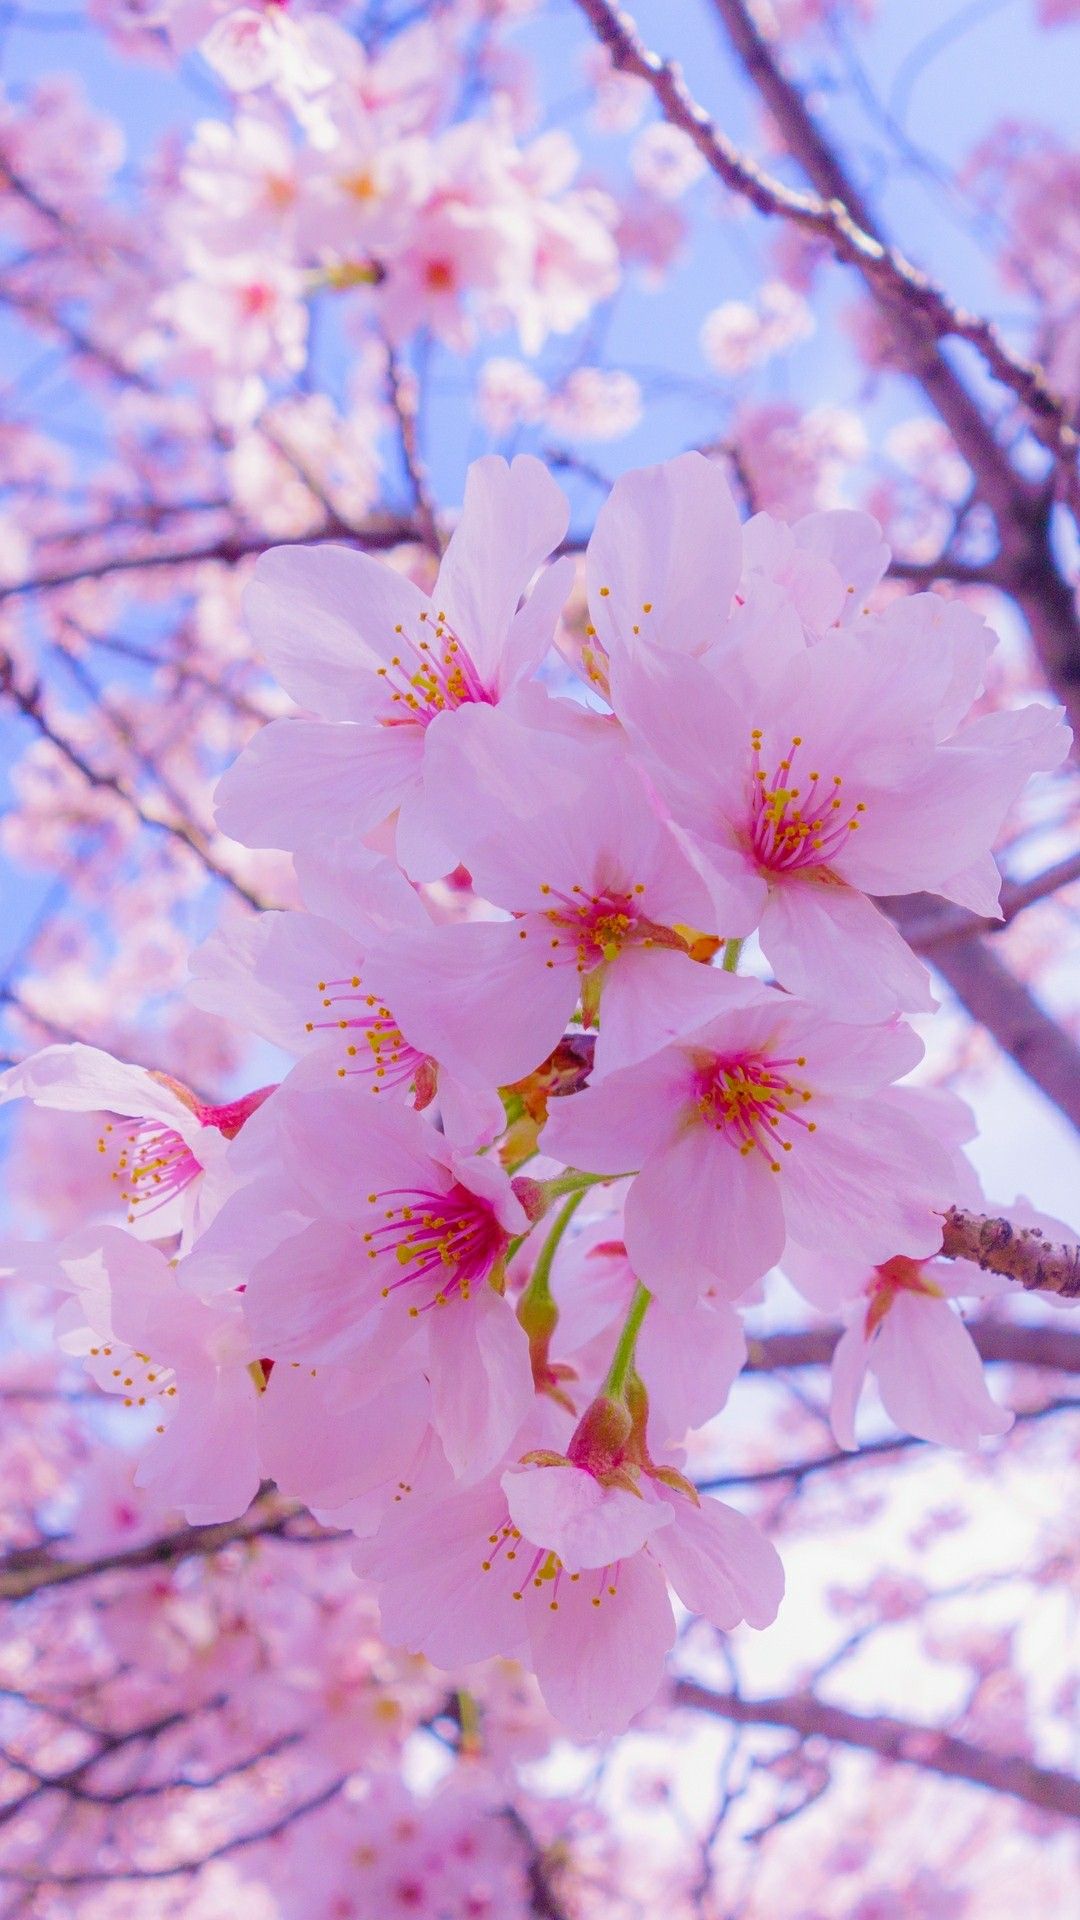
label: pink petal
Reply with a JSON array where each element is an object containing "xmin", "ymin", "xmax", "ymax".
[
  {"xmin": 637, "ymin": 1296, "xmax": 747, "ymax": 1439},
  {"xmin": 586, "ymin": 451, "xmax": 742, "ymax": 659},
  {"xmin": 758, "ymin": 878, "xmax": 936, "ymax": 1020},
  {"xmin": 244, "ymin": 543, "xmax": 428, "ymax": 720},
  {"xmin": 359, "ymin": 1478, "xmax": 527, "ymax": 1667},
  {"xmin": 258, "ymin": 1366, "xmax": 432, "ymax": 1517},
  {"xmin": 215, "ymin": 717, "xmax": 420, "ymax": 852},
  {"xmin": 594, "ymin": 947, "xmax": 765, "ymax": 1077},
  {"xmin": 829, "ymin": 1321, "xmax": 871, "ymax": 1451},
  {"xmin": 136, "ymin": 1366, "xmax": 261, "ymax": 1526},
  {"xmin": 625, "ymin": 1129, "xmax": 785, "ymax": 1306},
  {"xmin": 371, "ymin": 918, "xmax": 577, "ymax": 1089},
  {"xmin": 872, "ymin": 1294, "xmax": 1013, "ymax": 1448},
  {"xmin": 528, "ymin": 1551, "xmax": 676, "ymax": 1739},
  {"xmin": 779, "ymin": 1097, "xmax": 955, "ymax": 1267},
  {"xmin": 432, "ymin": 454, "xmax": 569, "ymax": 688},
  {"xmin": 243, "ymin": 1219, "xmax": 414, "ymax": 1371},
  {"xmin": 652, "ymin": 1491, "xmax": 784, "ymax": 1630},
  {"xmin": 427, "ymin": 1289, "xmax": 534, "ymax": 1483},
  {"xmin": 502, "ymin": 1463, "xmax": 671, "ymax": 1573},
  {"xmin": 541, "ymin": 1052, "xmax": 689, "ymax": 1175},
  {"xmin": 0, "ymin": 1043, "xmax": 194, "ymax": 1132}
]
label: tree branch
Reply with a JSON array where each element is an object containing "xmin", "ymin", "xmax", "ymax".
[
  {"xmin": 673, "ymin": 1681, "xmax": 1080, "ymax": 1819},
  {"xmin": 746, "ymin": 1318, "xmax": 1080, "ymax": 1373},
  {"xmin": 573, "ymin": 0, "xmax": 1080, "ymax": 732},
  {"xmin": 941, "ymin": 1207, "xmax": 1080, "ymax": 1299},
  {"xmin": 0, "ymin": 1496, "xmax": 331, "ymax": 1601},
  {"xmin": 0, "ymin": 650, "xmax": 267, "ymax": 912},
  {"xmin": 924, "ymin": 933, "xmax": 1080, "ymax": 1135}
]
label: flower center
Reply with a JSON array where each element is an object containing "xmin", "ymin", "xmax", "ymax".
[
  {"xmin": 747, "ymin": 730, "xmax": 866, "ymax": 877},
  {"xmin": 376, "ymin": 610, "xmax": 492, "ymax": 727},
  {"xmin": 100, "ymin": 1119, "xmax": 204, "ymax": 1223},
  {"xmin": 693, "ymin": 1049, "xmax": 816, "ymax": 1172},
  {"xmin": 480, "ymin": 1514, "xmax": 621, "ymax": 1612},
  {"xmin": 308, "ymin": 973, "xmax": 427, "ymax": 1092},
  {"xmin": 97, "ymin": 1084, "xmax": 274, "ymax": 1222},
  {"xmin": 363, "ymin": 1183, "xmax": 506, "ymax": 1314},
  {"xmin": 538, "ymin": 881, "xmax": 651, "ymax": 970}
]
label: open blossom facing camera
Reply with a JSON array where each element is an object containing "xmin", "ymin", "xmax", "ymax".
[{"xmin": 5, "ymin": 447, "xmax": 1072, "ymax": 1745}]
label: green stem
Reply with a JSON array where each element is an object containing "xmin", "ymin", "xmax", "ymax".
[
  {"xmin": 721, "ymin": 937, "xmax": 744, "ymax": 973},
  {"xmin": 518, "ymin": 1189, "xmax": 586, "ymax": 1317},
  {"xmin": 603, "ymin": 1281, "xmax": 652, "ymax": 1400},
  {"xmin": 542, "ymin": 1168, "xmax": 621, "ymax": 1203}
]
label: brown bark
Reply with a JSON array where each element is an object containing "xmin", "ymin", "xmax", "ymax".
[{"xmin": 941, "ymin": 1207, "xmax": 1080, "ymax": 1299}]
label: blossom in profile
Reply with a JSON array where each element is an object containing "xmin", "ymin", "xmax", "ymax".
[
  {"xmin": 0, "ymin": 1042, "xmax": 275, "ymax": 1246},
  {"xmin": 40, "ymin": 1224, "xmax": 262, "ymax": 1524}
]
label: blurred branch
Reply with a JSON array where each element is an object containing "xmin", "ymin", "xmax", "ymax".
[
  {"xmin": 673, "ymin": 1681, "xmax": 1080, "ymax": 1818},
  {"xmin": 897, "ymin": 851, "xmax": 1080, "ymax": 950},
  {"xmin": 923, "ymin": 933, "xmax": 1080, "ymax": 1134},
  {"xmin": 385, "ymin": 343, "xmax": 441, "ymax": 553},
  {"xmin": 747, "ymin": 1318, "xmax": 1080, "ymax": 1373},
  {"xmin": 0, "ymin": 1776, "xmax": 347, "ymax": 1886},
  {"xmin": 698, "ymin": 1397, "xmax": 1080, "ymax": 1493},
  {"xmin": 0, "ymin": 648, "xmax": 268, "ymax": 912},
  {"xmin": 942, "ymin": 1206, "xmax": 1080, "ymax": 1298},
  {"xmin": 0, "ymin": 1495, "xmax": 332, "ymax": 1601}
]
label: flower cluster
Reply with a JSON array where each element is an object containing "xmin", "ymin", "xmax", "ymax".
[{"xmin": 2, "ymin": 452, "xmax": 1069, "ymax": 1738}]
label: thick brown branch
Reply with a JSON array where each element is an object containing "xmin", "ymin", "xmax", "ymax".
[
  {"xmin": 941, "ymin": 1207, "xmax": 1080, "ymax": 1299},
  {"xmin": 673, "ymin": 1682, "xmax": 1080, "ymax": 1819}
]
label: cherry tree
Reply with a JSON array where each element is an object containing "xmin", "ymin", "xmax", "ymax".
[{"xmin": 0, "ymin": 1, "xmax": 1078, "ymax": 1913}]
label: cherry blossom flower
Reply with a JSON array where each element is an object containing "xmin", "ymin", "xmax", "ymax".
[
  {"xmin": 827, "ymin": 1258, "xmax": 1015, "ymax": 1452},
  {"xmin": 609, "ymin": 582, "xmax": 1069, "ymax": 1018},
  {"xmin": 542, "ymin": 975, "xmax": 959, "ymax": 1306},
  {"xmin": 369, "ymin": 712, "xmax": 720, "ymax": 1087},
  {"xmin": 42, "ymin": 1224, "xmax": 262, "ymax": 1523},
  {"xmin": 0, "ymin": 1042, "xmax": 275, "ymax": 1246},
  {"xmin": 359, "ymin": 1394, "xmax": 782, "ymax": 1737},
  {"xmin": 240, "ymin": 1080, "xmax": 533, "ymax": 1480},
  {"xmin": 700, "ymin": 281, "xmax": 814, "ymax": 374},
  {"xmin": 214, "ymin": 453, "xmax": 573, "ymax": 880},
  {"xmin": 187, "ymin": 867, "xmax": 503, "ymax": 1142}
]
